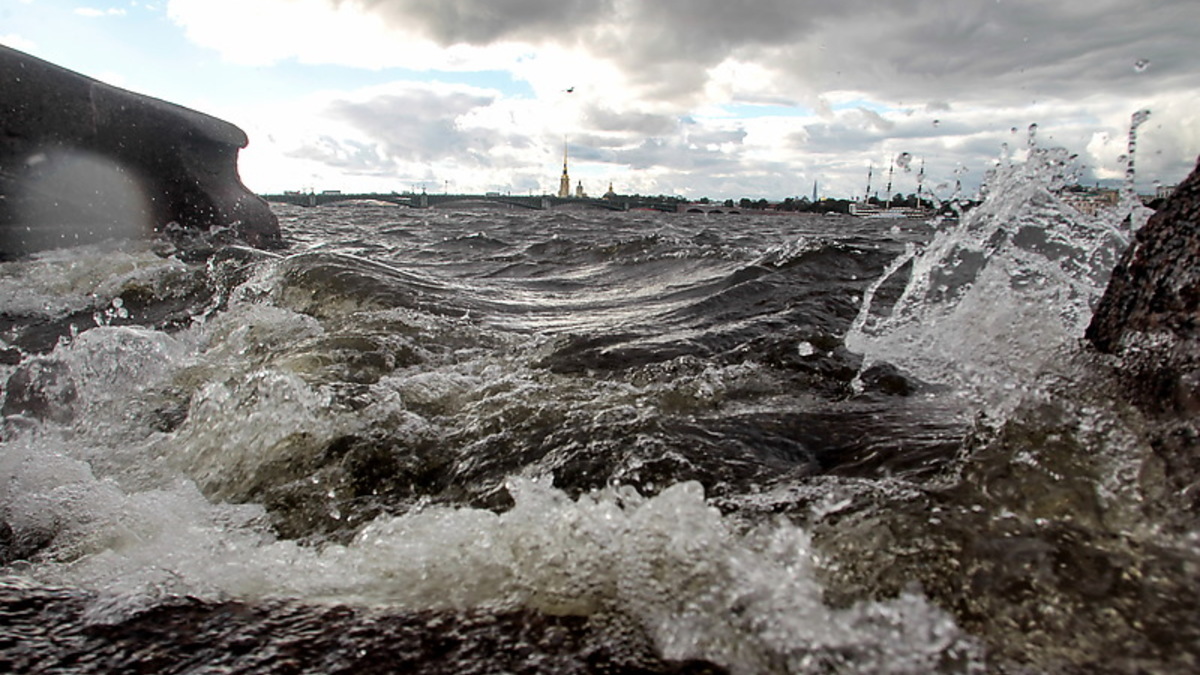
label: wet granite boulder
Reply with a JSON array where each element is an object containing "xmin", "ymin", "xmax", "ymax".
[
  {"xmin": 1086, "ymin": 156, "xmax": 1200, "ymax": 415},
  {"xmin": 1086, "ymin": 156, "xmax": 1200, "ymax": 517},
  {"xmin": 0, "ymin": 45, "xmax": 280, "ymax": 257}
]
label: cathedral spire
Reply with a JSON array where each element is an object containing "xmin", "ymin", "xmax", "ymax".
[{"xmin": 558, "ymin": 141, "xmax": 571, "ymax": 198}]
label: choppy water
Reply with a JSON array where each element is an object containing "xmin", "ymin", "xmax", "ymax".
[{"xmin": 1, "ymin": 148, "xmax": 1196, "ymax": 673}]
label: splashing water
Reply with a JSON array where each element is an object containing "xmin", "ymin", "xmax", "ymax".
[
  {"xmin": 0, "ymin": 227, "xmax": 984, "ymax": 672},
  {"xmin": 1121, "ymin": 109, "xmax": 1154, "ymax": 227},
  {"xmin": 846, "ymin": 132, "xmax": 1142, "ymax": 411},
  {"xmin": 1, "ymin": 420, "xmax": 974, "ymax": 672}
]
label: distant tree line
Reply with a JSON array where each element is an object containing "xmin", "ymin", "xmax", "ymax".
[
  {"xmin": 693, "ymin": 193, "xmax": 949, "ymax": 214},
  {"xmin": 616, "ymin": 194, "xmax": 688, "ymax": 204},
  {"xmin": 609, "ymin": 191, "xmax": 982, "ymax": 215}
]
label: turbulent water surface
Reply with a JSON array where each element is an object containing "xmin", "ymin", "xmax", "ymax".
[{"xmin": 1, "ymin": 151, "xmax": 1197, "ymax": 673}]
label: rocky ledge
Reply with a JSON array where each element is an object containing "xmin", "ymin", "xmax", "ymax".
[{"xmin": 0, "ymin": 45, "xmax": 280, "ymax": 258}]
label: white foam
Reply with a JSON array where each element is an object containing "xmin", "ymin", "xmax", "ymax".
[
  {"xmin": 0, "ymin": 241, "xmax": 978, "ymax": 672},
  {"xmin": 0, "ymin": 243, "xmax": 191, "ymax": 319},
  {"xmin": 4, "ymin": 459, "xmax": 973, "ymax": 672}
]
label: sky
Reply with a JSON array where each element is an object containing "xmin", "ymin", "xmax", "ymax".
[{"xmin": 3, "ymin": 0, "xmax": 1199, "ymax": 201}]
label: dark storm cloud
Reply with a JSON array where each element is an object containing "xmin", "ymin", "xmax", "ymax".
[
  {"xmin": 775, "ymin": 0, "xmax": 1200, "ymax": 104},
  {"xmin": 596, "ymin": 0, "xmax": 813, "ymax": 82},
  {"xmin": 339, "ymin": 0, "xmax": 1199, "ymax": 106},
  {"xmin": 343, "ymin": 0, "xmax": 613, "ymax": 44},
  {"xmin": 299, "ymin": 0, "xmax": 1196, "ymax": 195},
  {"xmin": 333, "ymin": 0, "xmax": 816, "ymax": 100}
]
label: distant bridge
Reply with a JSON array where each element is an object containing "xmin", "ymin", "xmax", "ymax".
[{"xmin": 261, "ymin": 192, "xmax": 682, "ymax": 213}]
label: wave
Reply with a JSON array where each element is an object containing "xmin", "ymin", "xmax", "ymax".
[{"xmin": 3, "ymin": 141, "xmax": 1196, "ymax": 672}]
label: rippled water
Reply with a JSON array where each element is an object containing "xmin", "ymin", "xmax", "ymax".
[{"xmin": 1, "ymin": 153, "xmax": 1197, "ymax": 673}]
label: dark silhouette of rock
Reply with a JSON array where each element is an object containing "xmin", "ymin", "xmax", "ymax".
[
  {"xmin": 1, "ymin": 358, "xmax": 77, "ymax": 424},
  {"xmin": 0, "ymin": 581, "xmax": 727, "ymax": 675},
  {"xmin": 1086, "ymin": 156, "xmax": 1200, "ymax": 416},
  {"xmin": 0, "ymin": 45, "xmax": 280, "ymax": 258}
]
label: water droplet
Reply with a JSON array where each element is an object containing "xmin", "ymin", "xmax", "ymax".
[
  {"xmin": 1133, "ymin": 58, "xmax": 1150, "ymax": 73},
  {"xmin": 932, "ymin": 119, "xmax": 941, "ymax": 127},
  {"xmin": 897, "ymin": 152, "xmax": 913, "ymax": 171}
]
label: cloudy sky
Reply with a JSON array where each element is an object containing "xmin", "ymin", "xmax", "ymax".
[{"xmin": 4, "ymin": 0, "xmax": 1198, "ymax": 200}]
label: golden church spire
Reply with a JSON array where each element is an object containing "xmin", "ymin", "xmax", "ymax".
[{"xmin": 558, "ymin": 141, "xmax": 571, "ymax": 198}]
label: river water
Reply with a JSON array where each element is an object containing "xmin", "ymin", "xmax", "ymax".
[{"xmin": 1, "ymin": 148, "xmax": 1197, "ymax": 673}]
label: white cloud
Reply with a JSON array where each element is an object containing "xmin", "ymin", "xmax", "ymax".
[
  {"xmin": 229, "ymin": 77, "xmax": 1197, "ymax": 197},
  {"xmin": 163, "ymin": 0, "xmax": 1199, "ymax": 197},
  {"xmin": 75, "ymin": 7, "xmax": 128, "ymax": 17},
  {"xmin": 230, "ymin": 80, "xmax": 550, "ymax": 193}
]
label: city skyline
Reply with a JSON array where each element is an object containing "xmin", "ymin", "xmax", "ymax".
[
  {"xmin": 3, "ymin": 0, "xmax": 1198, "ymax": 201},
  {"xmin": 274, "ymin": 144, "xmax": 1168, "ymax": 206}
]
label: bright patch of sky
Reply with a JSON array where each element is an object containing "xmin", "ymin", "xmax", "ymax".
[
  {"xmin": 2, "ymin": 0, "xmax": 1197, "ymax": 198},
  {"xmin": 707, "ymin": 104, "xmax": 813, "ymax": 120}
]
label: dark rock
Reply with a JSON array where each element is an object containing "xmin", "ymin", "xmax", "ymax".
[
  {"xmin": 1084, "ymin": 157, "xmax": 1200, "ymax": 512},
  {"xmin": 0, "ymin": 519, "xmax": 54, "ymax": 566},
  {"xmin": 0, "ymin": 581, "xmax": 728, "ymax": 675},
  {"xmin": 0, "ymin": 520, "xmax": 13, "ymax": 565},
  {"xmin": 0, "ymin": 45, "xmax": 280, "ymax": 257},
  {"xmin": 1086, "ymin": 156, "xmax": 1200, "ymax": 415},
  {"xmin": 1, "ymin": 357, "xmax": 77, "ymax": 423},
  {"xmin": 857, "ymin": 362, "xmax": 914, "ymax": 396}
]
